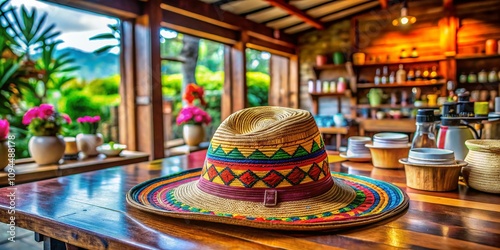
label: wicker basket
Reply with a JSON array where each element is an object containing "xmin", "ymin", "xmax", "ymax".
[{"xmin": 463, "ymin": 140, "xmax": 500, "ymax": 194}]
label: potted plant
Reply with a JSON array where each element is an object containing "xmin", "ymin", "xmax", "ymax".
[
  {"xmin": 75, "ymin": 116, "xmax": 102, "ymax": 157},
  {"xmin": 23, "ymin": 104, "xmax": 71, "ymax": 165},
  {"xmin": 177, "ymin": 84, "xmax": 211, "ymax": 146},
  {"xmin": 0, "ymin": 119, "xmax": 9, "ymax": 170}
]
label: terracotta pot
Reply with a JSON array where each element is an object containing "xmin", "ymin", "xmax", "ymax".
[
  {"xmin": 315, "ymin": 55, "xmax": 327, "ymax": 66},
  {"xmin": 0, "ymin": 140, "xmax": 9, "ymax": 170},
  {"xmin": 183, "ymin": 124, "xmax": 205, "ymax": 147},
  {"xmin": 76, "ymin": 133, "xmax": 103, "ymax": 157},
  {"xmin": 29, "ymin": 135, "xmax": 66, "ymax": 165},
  {"xmin": 485, "ymin": 39, "xmax": 497, "ymax": 55}
]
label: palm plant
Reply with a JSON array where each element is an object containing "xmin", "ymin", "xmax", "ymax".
[{"xmin": 90, "ymin": 23, "xmax": 120, "ymax": 54}]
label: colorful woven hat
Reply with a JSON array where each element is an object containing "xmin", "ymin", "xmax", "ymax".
[{"xmin": 127, "ymin": 107, "xmax": 409, "ymax": 230}]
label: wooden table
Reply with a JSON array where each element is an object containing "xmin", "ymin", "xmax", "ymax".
[
  {"xmin": 0, "ymin": 151, "xmax": 149, "ymax": 186},
  {"xmin": 1, "ymin": 151, "xmax": 499, "ymax": 249}
]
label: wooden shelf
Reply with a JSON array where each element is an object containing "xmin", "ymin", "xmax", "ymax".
[
  {"xmin": 354, "ymin": 56, "xmax": 446, "ymax": 67},
  {"xmin": 313, "ymin": 64, "xmax": 348, "ymax": 71},
  {"xmin": 357, "ymin": 80, "xmax": 446, "ymax": 88},
  {"xmin": 356, "ymin": 104, "xmax": 440, "ymax": 109},
  {"xmin": 309, "ymin": 92, "xmax": 347, "ymax": 97},
  {"xmin": 457, "ymin": 81, "xmax": 500, "ymax": 86},
  {"xmin": 455, "ymin": 54, "xmax": 500, "ymax": 60}
]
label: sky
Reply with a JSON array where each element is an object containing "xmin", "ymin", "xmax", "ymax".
[{"xmin": 8, "ymin": 0, "xmax": 120, "ymax": 54}]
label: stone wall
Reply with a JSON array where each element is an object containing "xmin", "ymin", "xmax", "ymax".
[{"xmin": 298, "ymin": 19, "xmax": 352, "ymax": 115}]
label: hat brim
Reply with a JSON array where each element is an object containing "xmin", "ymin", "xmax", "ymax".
[{"xmin": 127, "ymin": 168, "xmax": 409, "ymax": 231}]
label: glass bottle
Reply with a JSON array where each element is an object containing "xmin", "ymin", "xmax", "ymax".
[
  {"xmin": 374, "ymin": 68, "xmax": 381, "ymax": 85},
  {"xmin": 389, "ymin": 71, "xmax": 396, "ymax": 84},
  {"xmin": 489, "ymin": 68, "xmax": 498, "ymax": 83},
  {"xmin": 407, "ymin": 68, "xmax": 415, "ymax": 81},
  {"xmin": 430, "ymin": 66, "xmax": 438, "ymax": 80},
  {"xmin": 381, "ymin": 66, "xmax": 389, "ymax": 84},
  {"xmin": 411, "ymin": 109, "xmax": 437, "ymax": 149},
  {"xmin": 478, "ymin": 69, "xmax": 488, "ymax": 83},
  {"xmin": 415, "ymin": 67, "xmax": 422, "ymax": 81},
  {"xmin": 396, "ymin": 64, "xmax": 406, "ymax": 84}
]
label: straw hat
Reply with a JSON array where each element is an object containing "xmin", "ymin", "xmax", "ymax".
[{"xmin": 127, "ymin": 107, "xmax": 409, "ymax": 231}]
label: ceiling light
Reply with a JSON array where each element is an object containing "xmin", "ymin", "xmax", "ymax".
[{"xmin": 393, "ymin": 0, "xmax": 416, "ymax": 26}]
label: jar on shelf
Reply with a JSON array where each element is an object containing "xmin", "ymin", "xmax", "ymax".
[
  {"xmin": 374, "ymin": 68, "xmax": 381, "ymax": 85},
  {"xmin": 489, "ymin": 68, "xmax": 498, "ymax": 83},
  {"xmin": 411, "ymin": 47, "xmax": 419, "ymax": 58},
  {"xmin": 315, "ymin": 80, "xmax": 322, "ymax": 93},
  {"xmin": 322, "ymin": 81, "xmax": 330, "ymax": 93},
  {"xmin": 478, "ymin": 69, "xmax": 488, "ymax": 83},
  {"xmin": 400, "ymin": 49, "xmax": 409, "ymax": 59},
  {"xmin": 337, "ymin": 77, "xmax": 346, "ymax": 93},
  {"xmin": 308, "ymin": 79, "xmax": 315, "ymax": 93},
  {"xmin": 430, "ymin": 66, "xmax": 438, "ymax": 80},
  {"xmin": 459, "ymin": 72, "xmax": 468, "ymax": 83},
  {"xmin": 468, "ymin": 72, "xmax": 477, "ymax": 83},
  {"xmin": 485, "ymin": 39, "xmax": 498, "ymax": 55},
  {"xmin": 329, "ymin": 80, "xmax": 337, "ymax": 93}
]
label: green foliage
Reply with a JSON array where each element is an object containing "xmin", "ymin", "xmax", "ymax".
[
  {"xmin": 86, "ymin": 75, "xmax": 120, "ymax": 95},
  {"xmin": 247, "ymin": 72, "xmax": 270, "ymax": 107},
  {"xmin": 58, "ymin": 91, "xmax": 101, "ymax": 122}
]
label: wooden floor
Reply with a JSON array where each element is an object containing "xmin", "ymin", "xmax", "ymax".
[{"xmin": 0, "ymin": 151, "xmax": 499, "ymax": 249}]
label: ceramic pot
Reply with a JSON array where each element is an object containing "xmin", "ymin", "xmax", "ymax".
[
  {"xmin": 29, "ymin": 135, "xmax": 66, "ymax": 165},
  {"xmin": 0, "ymin": 140, "xmax": 9, "ymax": 170},
  {"xmin": 183, "ymin": 124, "xmax": 205, "ymax": 147},
  {"xmin": 76, "ymin": 133, "xmax": 103, "ymax": 157}
]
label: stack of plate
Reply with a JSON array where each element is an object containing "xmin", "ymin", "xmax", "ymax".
[
  {"xmin": 346, "ymin": 136, "xmax": 371, "ymax": 157},
  {"xmin": 372, "ymin": 133, "xmax": 409, "ymax": 148},
  {"xmin": 340, "ymin": 136, "xmax": 371, "ymax": 162}
]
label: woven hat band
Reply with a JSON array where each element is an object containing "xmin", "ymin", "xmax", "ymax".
[
  {"xmin": 196, "ymin": 174, "xmax": 335, "ymax": 206},
  {"xmin": 201, "ymin": 154, "xmax": 330, "ymax": 188}
]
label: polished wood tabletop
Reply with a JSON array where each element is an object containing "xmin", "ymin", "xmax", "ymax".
[{"xmin": 0, "ymin": 151, "xmax": 499, "ymax": 250}]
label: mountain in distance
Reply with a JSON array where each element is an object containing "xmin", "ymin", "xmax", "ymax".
[{"xmin": 39, "ymin": 47, "xmax": 120, "ymax": 81}]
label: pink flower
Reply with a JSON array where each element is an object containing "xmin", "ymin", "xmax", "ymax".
[
  {"xmin": 62, "ymin": 114, "xmax": 72, "ymax": 124},
  {"xmin": 38, "ymin": 104, "xmax": 55, "ymax": 119},
  {"xmin": 0, "ymin": 119, "xmax": 9, "ymax": 140},
  {"xmin": 176, "ymin": 105, "xmax": 212, "ymax": 125},
  {"xmin": 23, "ymin": 107, "xmax": 39, "ymax": 125}
]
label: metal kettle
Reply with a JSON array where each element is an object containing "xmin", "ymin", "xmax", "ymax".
[{"xmin": 436, "ymin": 119, "xmax": 479, "ymax": 160}]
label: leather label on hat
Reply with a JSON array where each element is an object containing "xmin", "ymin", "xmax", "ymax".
[{"xmin": 264, "ymin": 190, "xmax": 277, "ymax": 207}]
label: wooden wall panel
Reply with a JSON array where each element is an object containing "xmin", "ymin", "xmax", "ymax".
[
  {"xmin": 356, "ymin": 0, "xmax": 444, "ymax": 61},
  {"xmin": 457, "ymin": 0, "xmax": 500, "ymax": 54}
]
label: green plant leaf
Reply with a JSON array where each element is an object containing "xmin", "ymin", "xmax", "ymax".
[
  {"xmin": 89, "ymin": 33, "xmax": 116, "ymax": 40},
  {"xmin": 93, "ymin": 45, "xmax": 116, "ymax": 55}
]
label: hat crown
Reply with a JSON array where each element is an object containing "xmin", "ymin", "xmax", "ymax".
[{"xmin": 198, "ymin": 107, "xmax": 332, "ymax": 205}]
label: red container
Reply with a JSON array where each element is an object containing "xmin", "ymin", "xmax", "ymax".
[
  {"xmin": 316, "ymin": 55, "xmax": 327, "ymax": 66},
  {"xmin": 485, "ymin": 39, "xmax": 498, "ymax": 55}
]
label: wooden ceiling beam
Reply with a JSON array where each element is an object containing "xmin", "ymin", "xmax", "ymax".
[
  {"xmin": 161, "ymin": 0, "xmax": 296, "ymax": 47},
  {"xmin": 45, "ymin": 0, "xmax": 140, "ymax": 18},
  {"xmin": 443, "ymin": 0, "xmax": 454, "ymax": 10},
  {"xmin": 264, "ymin": 0, "xmax": 324, "ymax": 30},
  {"xmin": 378, "ymin": 0, "xmax": 388, "ymax": 10}
]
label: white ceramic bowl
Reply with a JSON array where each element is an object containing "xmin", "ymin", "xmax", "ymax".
[
  {"xmin": 408, "ymin": 148, "xmax": 455, "ymax": 165},
  {"xmin": 96, "ymin": 143, "xmax": 127, "ymax": 157}
]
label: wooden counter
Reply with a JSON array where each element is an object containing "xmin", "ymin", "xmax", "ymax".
[
  {"xmin": 0, "ymin": 151, "xmax": 149, "ymax": 186},
  {"xmin": 0, "ymin": 150, "xmax": 499, "ymax": 249}
]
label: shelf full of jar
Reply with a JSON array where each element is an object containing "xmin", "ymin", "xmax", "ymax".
[
  {"xmin": 356, "ymin": 104, "xmax": 441, "ymax": 109},
  {"xmin": 357, "ymin": 79, "xmax": 446, "ymax": 89}
]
